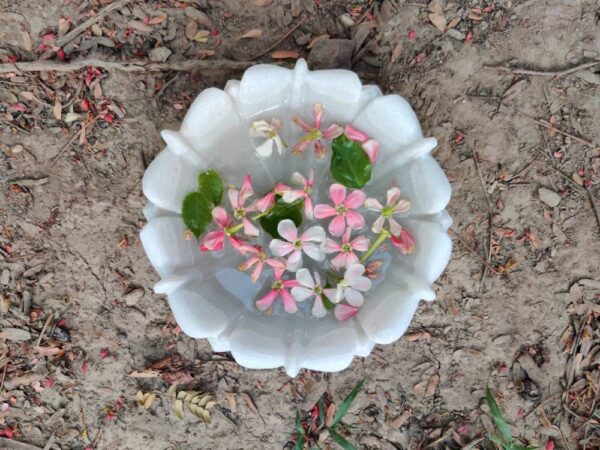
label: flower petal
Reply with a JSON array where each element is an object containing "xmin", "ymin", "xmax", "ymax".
[
  {"xmin": 295, "ymin": 268, "xmax": 315, "ymax": 289},
  {"xmin": 256, "ymin": 192, "xmax": 275, "ymax": 212},
  {"xmin": 362, "ymin": 139, "xmax": 379, "ymax": 164},
  {"xmin": 291, "ymin": 286, "xmax": 314, "ymax": 302},
  {"xmin": 280, "ymin": 289, "xmax": 298, "ymax": 314},
  {"xmin": 242, "ymin": 217, "xmax": 260, "ymax": 237},
  {"xmin": 286, "ymin": 250, "xmax": 303, "ymax": 272},
  {"xmin": 328, "ymin": 215, "xmax": 347, "ymax": 237},
  {"xmin": 352, "ymin": 275, "xmax": 372, "ymax": 292},
  {"xmin": 269, "ymin": 239, "xmax": 294, "ymax": 257},
  {"xmin": 282, "ymin": 189, "xmax": 305, "ymax": 203},
  {"xmin": 212, "ymin": 207, "xmax": 229, "ymax": 228},
  {"xmin": 323, "ymin": 288, "xmax": 341, "ymax": 304},
  {"xmin": 388, "ymin": 217, "xmax": 403, "ymax": 237},
  {"xmin": 254, "ymin": 139, "xmax": 274, "ymax": 159},
  {"xmin": 313, "ymin": 140, "xmax": 326, "ymax": 159},
  {"xmin": 391, "ymin": 228, "xmax": 416, "ymax": 254},
  {"xmin": 345, "ymin": 263, "xmax": 366, "ymax": 282},
  {"xmin": 334, "ymin": 304, "xmax": 359, "ymax": 321},
  {"xmin": 199, "ymin": 230, "xmax": 224, "ymax": 252},
  {"xmin": 277, "ymin": 219, "xmax": 298, "ymax": 242},
  {"xmin": 239, "ymin": 174, "xmax": 254, "ymax": 204},
  {"xmin": 345, "ymin": 210, "xmax": 365, "ymax": 230},
  {"xmin": 313, "ymin": 204, "xmax": 337, "ymax": 219},
  {"xmin": 250, "ymin": 261, "xmax": 263, "ymax": 283},
  {"xmin": 311, "ymin": 296, "xmax": 327, "ymax": 318},
  {"xmin": 292, "ymin": 140, "xmax": 311, "ymax": 155},
  {"xmin": 364, "ymin": 198, "xmax": 384, "ymax": 211},
  {"xmin": 344, "ymin": 125, "xmax": 369, "ymax": 143},
  {"xmin": 344, "ymin": 189, "xmax": 366, "ymax": 209},
  {"xmin": 290, "ymin": 171, "xmax": 307, "ymax": 187},
  {"xmin": 227, "ymin": 188, "xmax": 240, "ymax": 210},
  {"xmin": 303, "ymin": 242, "xmax": 325, "ymax": 262},
  {"xmin": 329, "ymin": 183, "xmax": 347, "ymax": 206},
  {"xmin": 344, "ymin": 252, "xmax": 359, "ymax": 268},
  {"xmin": 304, "ymin": 197, "xmax": 314, "ymax": 220},
  {"xmin": 256, "ymin": 290, "xmax": 277, "ymax": 311},
  {"xmin": 330, "ymin": 252, "xmax": 347, "ymax": 271},
  {"xmin": 344, "ymin": 287, "xmax": 364, "ymax": 307},
  {"xmin": 312, "ymin": 103, "xmax": 323, "ymax": 129},
  {"xmin": 273, "ymin": 135, "xmax": 285, "ymax": 156},
  {"xmin": 350, "ymin": 235, "xmax": 370, "ymax": 252},
  {"xmin": 387, "ymin": 187, "xmax": 401, "ymax": 207},
  {"xmin": 301, "ymin": 225, "xmax": 326, "ymax": 243},
  {"xmin": 371, "ymin": 215, "xmax": 385, "ymax": 234},
  {"xmin": 324, "ymin": 238, "xmax": 342, "ymax": 253},
  {"xmin": 266, "ymin": 258, "xmax": 286, "ymax": 271},
  {"xmin": 292, "ymin": 115, "xmax": 313, "ymax": 133},
  {"xmin": 393, "ymin": 199, "xmax": 411, "ymax": 214},
  {"xmin": 322, "ymin": 124, "xmax": 343, "ymax": 140}
]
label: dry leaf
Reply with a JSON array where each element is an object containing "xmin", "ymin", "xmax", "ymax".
[
  {"xmin": 428, "ymin": 12, "xmax": 446, "ymax": 32},
  {"xmin": 493, "ymin": 227, "xmax": 516, "ymax": 238},
  {"xmin": 53, "ymin": 98, "xmax": 62, "ymax": 120},
  {"xmin": 391, "ymin": 43, "xmax": 402, "ymax": 64},
  {"xmin": 173, "ymin": 399, "xmax": 185, "ymax": 419},
  {"xmin": 58, "ymin": 17, "xmax": 71, "ymax": 37},
  {"xmin": 225, "ymin": 392, "xmax": 237, "ymax": 412},
  {"xmin": 185, "ymin": 21, "xmax": 198, "ymax": 40},
  {"xmin": 405, "ymin": 331, "xmax": 431, "ymax": 342},
  {"xmin": 197, "ymin": 49, "xmax": 215, "ymax": 59},
  {"xmin": 241, "ymin": 392, "xmax": 259, "ymax": 415},
  {"xmin": 239, "ymin": 28, "xmax": 263, "ymax": 39},
  {"xmin": 307, "ymin": 34, "xmax": 329, "ymax": 49},
  {"xmin": 255, "ymin": 0, "xmax": 273, "ymax": 5},
  {"xmin": 325, "ymin": 403, "xmax": 336, "ymax": 427},
  {"xmin": 193, "ymin": 29, "xmax": 210, "ymax": 43},
  {"xmin": 148, "ymin": 13, "xmax": 168, "ymax": 25},
  {"xmin": 19, "ymin": 91, "xmax": 35, "ymax": 101},
  {"xmin": 391, "ymin": 409, "xmax": 411, "ymax": 429},
  {"xmin": 271, "ymin": 50, "xmax": 300, "ymax": 59},
  {"xmin": 64, "ymin": 112, "xmax": 82, "ymax": 123},
  {"xmin": 426, "ymin": 374, "xmax": 439, "ymax": 397},
  {"xmin": 447, "ymin": 16, "xmax": 461, "ymax": 29},
  {"xmin": 413, "ymin": 379, "xmax": 428, "ymax": 395},
  {"xmin": 128, "ymin": 20, "xmax": 153, "ymax": 33},
  {"xmin": 21, "ymin": 31, "xmax": 32, "ymax": 51},
  {"xmin": 93, "ymin": 81, "xmax": 103, "ymax": 99}
]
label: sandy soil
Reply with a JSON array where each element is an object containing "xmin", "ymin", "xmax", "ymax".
[{"xmin": 1, "ymin": 0, "xmax": 599, "ymax": 449}]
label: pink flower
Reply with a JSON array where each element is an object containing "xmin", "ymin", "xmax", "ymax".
[
  {"xmin": 282, "ymin": 169, "xmax": 314, "ymax": 219},
  {"xmin": 344, "ymin": 125, "xmax": 380, "ymax": 164},
  {"xmin": 323, "ymin": 264, "xmax": 371, "ymax": 307},
  {"xmin": 334, "ymin": 303, "xmax": 360, "ymax": 321},
  {"xmin": 269, "ymin": 220, "xmax": 326, "ymax": 272},
  {"xmin": 324, "ymin": 227, "xmax": 370, "ymax": 271},
  {"xmin": 228, "ymin": 174, "xmax": 259, "ymax": 236},
  {"xmin": 391, "ymin": 228, "xmax": 416, "ymax": 254},
  {"xmin": 314, "ymin": 184, "xmax": 366, "ymax": 237},
  {"xmin": 291, "ymin": 269, "xmax": 327, "ymax": 318},
  {"xmin": 239, "ymin": 246, "xmax": 286, "ymax": 283},
  {"xmin": 256, "ymin": 268, "xmax": 300, "ymax": 314},
  {"xmin": 256, "ymin": 183, "xmax": 291, "ymax": 212},
  {"xmin": 200, "ymin": 207, "xmax": 248, "ymax": 253},
  {"xmin": 364, "ymin": 187, "xmax": 411, "ymax": 236},
  {"xmin": 292, "ymin": 103, "xmax": 343, "ymax": 159}
]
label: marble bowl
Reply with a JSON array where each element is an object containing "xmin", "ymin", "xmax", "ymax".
[{"xmin": 140, "ymin": 59, "xmax": 452, "ymax": 377}]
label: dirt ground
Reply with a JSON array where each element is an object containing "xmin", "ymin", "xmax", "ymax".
[{"xmin": 1, "ymin": 0, "xmax": 599, "ymax": 449}]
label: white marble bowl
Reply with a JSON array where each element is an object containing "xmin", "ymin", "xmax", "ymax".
[{"xmin": 140, "ymin": 59, "xmax": 452, "ymax": 377}]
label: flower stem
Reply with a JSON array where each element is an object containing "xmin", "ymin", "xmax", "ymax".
[
  {"xmin": 360, "ymin": 229, "xmax": 390, "ymax": 263},
  {"xmin": 226, "ymin": 210, "xmax": 270, "ymax": 235}
]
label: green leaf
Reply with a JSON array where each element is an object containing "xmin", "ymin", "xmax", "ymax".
[
  {"xmin": 259, "ymin": 199, "xmax": 303, "ymax": 238},
  {"xmin": 181, "ymin": 192, "xmax": 212, "ymax": 237},
  {"xmin": 330, "ymin": 134, "xmax": 372, "ymax": 188},
  {"xmin": 488, "ymin": 435, "xmax": 505, "ymax": 446},
  {"xmin": 328, "ymin": 428, "xmax": 356, "ymax": 450},
  {"xmin": 322, "ymin": 293, "xmax": 336, "ymax": 310},
  {"xmin": 294, "ymin": 435, "xmax": 305, "ymax": 450},
  {"xmin": 198, "ymin": 170, "xmax": 224, "ymax": 206},
  {"xmin": 330, "ymin": 380, "xmax": 364, "ymax": 427},
  {"xmin": 486, "ymin": 387, "xmax": 513, "ymax": 444},
  {"xmin": 295, "ymin": 410, "xmax": 305, "ymax": 436},
  {"xmin": 318, "ymin": 398, "xmax": 326, "ymax": 426}
]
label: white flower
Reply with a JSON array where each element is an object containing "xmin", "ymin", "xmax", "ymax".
[
  {"xmin": 249, "ymin": 119, "xmax": 285, "ymax": 159},
  {"xmin": 269, "ymin": 220, "xmax": 326, "ymax": 272},
  {"xmin": 291, "ymin": 269, "xmax": 327, "ymax": 318},
  {"xmin": 323, "ymin": 264, "xmax": 371, "ymax": 307},
  {"xmin": 364, "ymin": 187, "xmax": 411, "ymax": 236}
]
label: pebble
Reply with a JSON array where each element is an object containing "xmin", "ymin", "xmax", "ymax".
[
  {"xmin": 538, "ymin": 187, "xmax": 561, "ymax": 207},
  {"xmin": 125, "ymin": 288, "xmax": 145, "ymax": 306},
  {"xmin": 1, "ymin": 327, "xmax": 31, "ymax": 342},
  {"xmin": 149, "ymin": 47, "xmax": 172, "ymax": 63},
  {"xmin": 447, "ymin": 28, "xmax": 466, "ymax": 40},
  {"xmin": 308, "ymin": 39, "xmax": 353, "ymax": 69},
  {"xmin": 0, "ymin": 269, "xmax": 9, "ymax": 285},
  {"xmin": 184, "ymin": 7, "xmax": 212, "ymax": 28}
]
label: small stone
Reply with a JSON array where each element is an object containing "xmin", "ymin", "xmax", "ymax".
[
  {"xmin": 1, "ymin": 327, "xmax": 31, "ymax": 342},
  {"xmin": 0, "ymin": 88, "xmax": 18, "ymax": 104},
  {"xmin": 308, "ymin": 39, "xmax": 354, "ymax": 70},
  {"xmin": 447, "ymin": 28, "xmax": 466, "ymax": 40},
  {"xmin": 291, "ymin": 0, "xmax": 301, "ymax": 17},
  {"xmin": 184, "ymin": 7, "xmax": 212, "ymax": 28},
  {"xmin": 149, "ymin": 47, "xmax": 172, "ymax": 63},
  {"xmin": 538, "ymin": 187, "xmax": 561, "ymax": 207},
  {"xmin": 294, "ymin": 32, "xmax": 310, "ymax": 46},
  {"xmin": 0, "ymin": 269, "xmax": 9, "ymax": 285},
  {"xmin": 124, "ymin": 288, "xmax": 145, "ymax": 306},
  {"xmin": 339, "ymin": 14, "xmax": 355, "ymax": 28}
]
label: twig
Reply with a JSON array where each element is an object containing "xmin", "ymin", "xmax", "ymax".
[
  {"xmin": 586, "ymin": 186, "xmax": 600, "ymax": 236},
  {"xmin": 0, "ymin": 58, "xmax": 256, "ymax": 74},
  {"xmin": 155, "ymin": 72, "xmax": 181, "ymax": 97},
  {"xmin": 583, "ymin": 372, "xmax": 600, "ymax": 450},
  {"xmin": 249, "ymin": 17, "xmax": 307, "ymax": 60},
  {"xmin": 514, "ymin": 110, "xmax": 599, "ymax": 149},
  {"xmin": 55, "ymin": 0, "xmax": 134, "ymax": 48},
  {"xmin": 490, "ymin": 60, "xmax": 600, "ymax": 78},
  {"xmin": 0, "ymin": 438, "xmax": 42, "ymax": 450},
  {"xmin": 35, "ymin": 312, "xmax": 53, "ymax": 348},
  {"xmin": 91, "ymin": 422, "xmax": 105, "ymax": 448},
  {"xmin": 448, "ymin": 228, "xmax": 502, "ymax": 275},
  {"xmin": 471, "ymin": 150, "xmax": 494, "ymax": 288},
  {"xmin": 47, "ymin": 116, "xmax": 98, "ymax": 165},
  {"xmin": 0, "ymin": 364, "xmax": 7, "ymax": 391}
]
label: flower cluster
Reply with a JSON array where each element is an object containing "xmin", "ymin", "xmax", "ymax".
[{"xmin": 181, "ymin": 103, "xmax": 415, "ymax": 320}]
